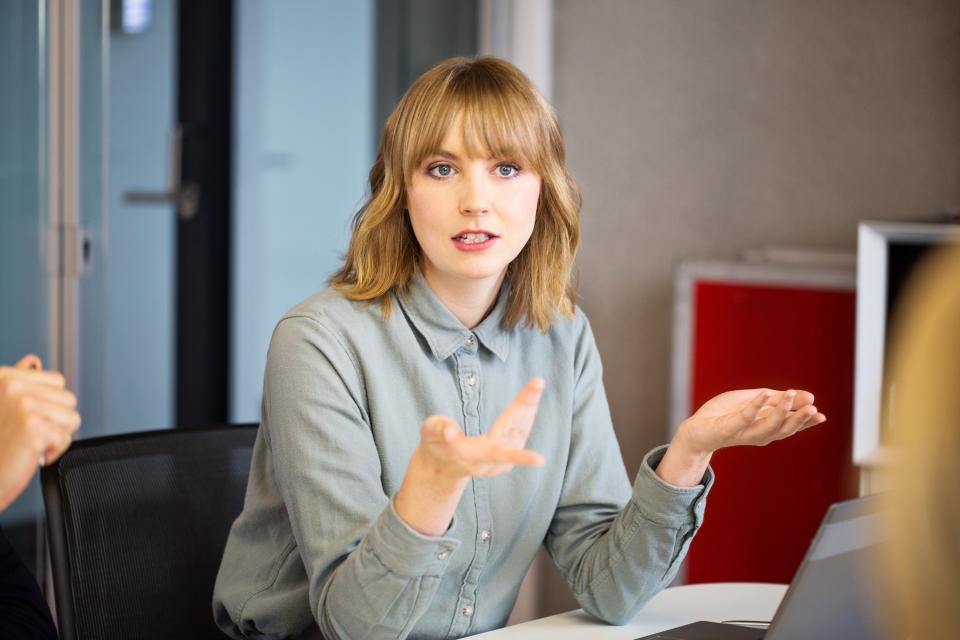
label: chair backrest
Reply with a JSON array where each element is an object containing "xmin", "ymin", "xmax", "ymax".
[{"xmin": 41, "ymin": 424, "xmax": 258, "ymax": 640}]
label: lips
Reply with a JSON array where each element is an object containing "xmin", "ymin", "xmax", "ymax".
[
  {"xmin": 452, "ymin": 229, "xmax": 499, "ymax": 243},
  {"xmin": 451, "ymin": 229, "xmax": 499, "ymax": 252},
  {"xmin": 455, "ymin": 232, "xmax": 493, "ymax": 244}
]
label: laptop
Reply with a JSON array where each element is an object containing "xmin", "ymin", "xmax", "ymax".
[{"xmin": 636, "ymin": 494, "xmax": 888, "ymax": 640}]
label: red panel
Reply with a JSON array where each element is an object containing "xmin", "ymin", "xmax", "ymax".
[{"xmin": 685, "ymin": 280, "xmax": 859, "ymax": 584}]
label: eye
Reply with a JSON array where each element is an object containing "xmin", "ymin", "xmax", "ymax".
[
  {"xmin": 427, "ymin": 163, "xmax": 455, "ymax": 178},
  {"xmin": 495, "ymin": 163, "xmax": 520, "ymax": 178}
]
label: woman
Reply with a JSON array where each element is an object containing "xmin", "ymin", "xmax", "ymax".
[{"xmin": 213, "ymin": 57, "xmax": 824, "ymax": 640}]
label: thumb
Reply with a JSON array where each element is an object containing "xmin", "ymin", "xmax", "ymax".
[
  {"xmin": 420, "ymin": 415, "xmax": 462, "ymax": 443},
  {"xmin": 15, "ymin": 354, "xmax": 42, "ymax": 371}
]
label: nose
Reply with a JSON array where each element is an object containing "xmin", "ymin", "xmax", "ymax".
[{"xmin": 459, "ymin": 170, "xmax": 490, "ymax": 216}]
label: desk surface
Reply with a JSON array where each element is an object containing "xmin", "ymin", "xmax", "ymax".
[{"xmin": 466, "ymin": 583, "xmax": 788, "ymax": 639}]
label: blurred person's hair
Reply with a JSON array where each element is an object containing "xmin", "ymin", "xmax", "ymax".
[
  {"xmin": 885, "ymin": 242, "xmax": 960, "ymax": 638},
  {"xmin": 330, "ymin": 56, "xmax": 582, "ymax": 332}
]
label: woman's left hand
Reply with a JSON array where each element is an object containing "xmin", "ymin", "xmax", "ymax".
[
  {"xmin": 656, "ymin": 388, "xmax": 826, "ymax": 487},
  {"xmin": 677, "ymin": 388, "xmax": 825, "ymax": 456}
]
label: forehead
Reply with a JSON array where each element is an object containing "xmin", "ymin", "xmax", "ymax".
[
  {"xmin": 417, "ymin": 110, "xmax": 531, "ymax": 165},
  {"xmin": 432, "ymin": 116, "xmax": 493, "ymax": 158}
]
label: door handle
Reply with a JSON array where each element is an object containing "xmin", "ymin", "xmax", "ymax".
[{"xmin": 123, "ymin": 124, "xmax": 200, "ymax": 220}]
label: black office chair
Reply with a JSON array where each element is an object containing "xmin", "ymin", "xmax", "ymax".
[{"xmin": 41, "ymin": 424, "xmax": 258, "ymax": 640}]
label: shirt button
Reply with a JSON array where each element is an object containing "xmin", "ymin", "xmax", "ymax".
[
  {"xmin": 466, "ymin": 335, "xmax": 475, "ymax": 346},
  {"xmin": 461, "ymin": 605, "xmax": 474, "ymax": 617},
  {"xmin": 465, "ymin": 374, "xmax": 476, "ymax": 386},
  {"xmin": 480, "ymin": 530, "xmax": 491, "ymax": 542},
  {"xmin": 437, "ymin": 550, "xmax": 449, "ymax": 560}
]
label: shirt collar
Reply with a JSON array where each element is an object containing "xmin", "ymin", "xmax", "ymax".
[{"xmin": 395, "ymin": 269, "xmax": 511, "ymax": 362}]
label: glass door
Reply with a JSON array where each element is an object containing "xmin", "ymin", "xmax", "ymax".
[
  {"xmin": 68, "ymin": 0, "xmax": 179, "ymax": 440},
  {"xmin": 0, "ymin": 0, "xmax": 51, "ymax": 579},
  {"xmin": 99, "ymin": 0, "xmax": 177, "ymax": 435}
]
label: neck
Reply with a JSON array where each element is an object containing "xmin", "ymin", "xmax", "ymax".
[{"xmin": 421, "ymin": 267, "xmax": 505, "ymax": 329}]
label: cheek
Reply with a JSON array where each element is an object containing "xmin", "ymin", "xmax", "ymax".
[
  {"xmin": 406, "ymin": 212, "xmax": 430, "ymax": 253},
  {"xmin": 516, "ymin": 180, "xmax": 541, "ymax": 237},
  {"xmin": 405, "ymin": 190, "xmax": 433, "ymax": 243}
]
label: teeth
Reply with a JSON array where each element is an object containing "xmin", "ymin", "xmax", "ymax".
[{"xmin": 459, "ymin": 233, "xmax": 491, "ymax": 244}]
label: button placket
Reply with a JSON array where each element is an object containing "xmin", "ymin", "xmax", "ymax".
[
  {"xmin": 454, "ymin": 350, "xmax": 480, "ymax": 436},
  {"xmin": 449, "ymin": 345, "xmax": 486, "ymax": 638}
]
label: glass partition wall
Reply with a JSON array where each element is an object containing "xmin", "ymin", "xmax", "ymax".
[
  {"xmin": 0, "ymin": 0, "xmax": 51, "ymax": 580},
  {"xmin": 0, "ymin": 0, "xmax": 110, "ymax": 581}
]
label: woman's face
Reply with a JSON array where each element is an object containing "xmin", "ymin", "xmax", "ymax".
[{"xmin": 406, "ymin": 116, "xmax": 541, "ymax": 304}]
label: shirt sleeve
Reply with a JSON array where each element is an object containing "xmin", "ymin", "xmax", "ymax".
[
  {"xmin": 0, "ymin": 526, "xmax": 58, "ymax": 640},
  {"xmin": 256, "ymin": 315, "xmax": 460, "ymax": 640},
  {"xmin": 544, "ymin": 314, "xmax": 713, "ymax": 625}
]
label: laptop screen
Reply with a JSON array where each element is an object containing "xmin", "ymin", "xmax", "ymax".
[{"xmin": 765, "ymin": 494, "xmax": 889, "ymax": 640}]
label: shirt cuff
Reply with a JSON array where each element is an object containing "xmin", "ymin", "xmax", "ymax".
[
  {"xmin": 361, "ymin": 496, "xmax": 462, "ymax": 579},
  {"xmin": 629, "ymin": 444, "xmax": 714, "ymax": 528}
]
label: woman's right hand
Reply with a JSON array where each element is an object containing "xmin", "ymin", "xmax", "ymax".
[
  {"xmin": 416, "ymin": 377, "xmax": 546, "ymax": 481},
  {"xmin": 395, "ymin": 378, "xmax": 546, "ymax": 536}
]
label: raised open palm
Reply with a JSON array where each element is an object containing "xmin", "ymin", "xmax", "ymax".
[
  {"xmin": 417, "ymin": 377, "xmax": 546, "ymax": 480},
  {"xmin": 678, "ymin": 388, "xmax": 825, "ymax": 456}
]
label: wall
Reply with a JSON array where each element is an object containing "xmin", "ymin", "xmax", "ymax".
[{"xmin": 529, "ymin": 0, "xmax": 960, "ymax": 616}]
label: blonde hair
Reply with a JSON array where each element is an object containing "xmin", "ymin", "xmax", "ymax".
[
  {"xmin": 330, "ymin": 56, "xmax": 581, "ymax": 332},
  {"xmin": 885, "ymin": 243, "xmax": 960, "ymax": 638}
]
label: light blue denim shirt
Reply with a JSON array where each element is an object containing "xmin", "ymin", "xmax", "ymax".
[{"xmin": 213, "ymin": 271, "xmax": 714, "ymax": 640}]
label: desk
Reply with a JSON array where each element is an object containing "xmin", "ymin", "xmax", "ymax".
[{"xmin": 466, "ymin": 583, "xmax": 787, "ymax": 639}]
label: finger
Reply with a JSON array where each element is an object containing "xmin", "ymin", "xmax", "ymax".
[
  {"xmin": 24, "ymin": 399, "xmax": 81, "ymax": 434},
  {"xmin": 442, "ymin": 421, "xmax": 460, "ymax": 443},
  {"xmin": 799, "ymin": 412, "xmax": 827, "ymax": 431},
  {"xmin": 22, "ymin": 385, "xmax": 77, "ymax": 409},
  {"xmin": 0, "ymin": 366, "xmax": 66, "ymax": 389},
  {"xmin": 39, "ymin": 422, "xmax": 74, "ymax": 465},
  {"xmin": 759, "ymin": 389, "xmax": 795, "ymax": 430},
  {"xmin": 790, "ymin": 390, "xmax": 815, "ymax": 410},
  {"xmin": 778, "ymin": 404, "xmax": 817, "ymax": 436},
  {"xmin": 489, "ymin": 378, "xmax": 545, "ymax": 444},
  {"xmin": 481, "ymin": 442, "xmax": 545, "ymax": 468},
  {"xmin": 15, "ymin": 354, "xmax": 42, "ymax": 370},
  {"xmin": 758, "ymin": 389, "xmax": 779, "ymax": 407},
  {"xmin": 763, "ymin": 389, "xmax": 814, "ymax": 409},
  {"xmin": 420, "ymin": 414, "xmax": 462, "ymax": 443},
  {"xmin": 21, "ymin": 411, "xmax": 73, "ymax": 461},
  {"xmin": 742, "ymin": 389, "xmax": 773, "ymax": 422}
]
